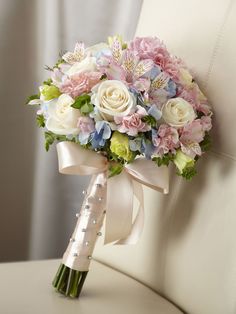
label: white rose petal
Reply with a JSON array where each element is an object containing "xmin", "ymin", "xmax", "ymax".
[
  {"xmin": 162, "ymin": 97, "xmax": 196, "ymax": 128},
  {"xmin": 46, "ymin": 94, "xmax": 80, "ymax": 135},
  {"xmin": 66, "ymin": 56, "xmax": 97, "ymax": 76},
  {"xmin": 91, "ymin": 80, "xmax": 135, "ymax": 122}
]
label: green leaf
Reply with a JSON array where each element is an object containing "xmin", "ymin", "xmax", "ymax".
[
  {"xmin": 43, "ymin": 78, "xmax": 53, "ymax": 86},
  {"xmin": 71, "ymin": 94, "xmax": 91, "ymax": 110},
  {"xmin": 178, "ymin": 166, "xmax": 197, "ymax": 180},
  {"xmin": 36, "ymin": 115, "xmax": 45, "ymax": 128},
  {"xmin": 200, "ymin": 132, "xmax": 211, "ymax": 152},
  {"xmin": 141, "ymin": 115, "xmax": 157, "ymax": 127},
  {"xmin": 153, "ymin": 153, "xmax": 175, "ymax": 167},
  {"xmin": 80, "ymin": 102, "xmax": 94, "ymax": 115},
  {"xmin": 108, "ymin": 163, "xmax": 123, "ymax": 178},
  {"xmin": 44, "ymin": 131, "xmax": 55, "ymax": 151},
  {"xmin": 26, "ymin": 94, "xmax": 40, "ymax": 104}
]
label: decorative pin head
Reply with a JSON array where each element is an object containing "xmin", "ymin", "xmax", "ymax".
[
  {"xmin": 97, "ymin": 232, "xmax": 102, "ymax": 236},
  {"xmin": 88, "ymin": 255, "xmax": 92, "ymax": 260},
  {"xmin": 85, "ymin": 241, "xmax": 90, "ymax": 246}
]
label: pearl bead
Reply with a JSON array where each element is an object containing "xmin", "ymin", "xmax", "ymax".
[
  {"xmin": 85, "ymin": 241, "xmax": 90, "ymax": 246},
  {"xmin": 98, "ymin": 197, "xmax": 102, "ymax": 202},
  {"xmin": 88, "ymin": 256, "xmax": 92, "ymax": 260},
  {"xmin": 97, "ymin": 232, "xmax": 102, "ymax": 236},
  {"xmin": 76, "ymin": 213, "xmax": 80, "ymax": 218},
  {"xmin": 92, "ymin": 219, "xmax": 97, "ymax": 224},
  {"xmin": 82, "ymin": 190, "xmax": 87, "ymax": 195}
]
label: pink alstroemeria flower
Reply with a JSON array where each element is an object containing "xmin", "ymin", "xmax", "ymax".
[
  {"xmin": 180, "ymin": 120, "xmax": 205, "ymax": 158},
  {"xmin": 153, "ymin": 124, "xmax": 179, "ymax": 156}
]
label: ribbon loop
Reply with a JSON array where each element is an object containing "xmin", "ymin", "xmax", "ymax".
[{"xmin": 56, "ymin": 141, "xmax": 169, "ymax": 245}]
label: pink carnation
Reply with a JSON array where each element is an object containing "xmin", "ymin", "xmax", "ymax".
[
  {"xmin": 129, "ymin": 37, "xmax": 168, "ymax": 60},
  {"xmin": 77, "ymin": 116, "xmax": 95, "ymax": 133},
  {"xmin": 60, "ymin": 72, "xmax": 102, "ymax": 98},
  {"xmin": 115, "ymin": 106, "xmax": 150, "ymax": 136},
  {"xmin": 157, "ymin": 56, "xmax": 183, "ymax": 81},
  {"xmin": 153, "ymin": 124, "xmax": 179, "ymax": 156}
]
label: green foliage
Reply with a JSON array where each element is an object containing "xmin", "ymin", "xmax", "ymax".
[
  {"xmin": 141, "ymin": 115, "xmax": 157, "ymax": 127},
  {"xmin": 108, "ymin": 163, "xmax": 124, "ymax": 178},
  {"xmin": 44, "ymin": 131, "xmax": 67, "ymax": 151},
  {"xmin": 43, "ymin": 78, "xmax": 53, "ymax": 86},
  {"xmin": 45, "ymin": 131, "xmax": 55, "ymax": 151},
  {"xmin": 71, "ymin": 94, "xmax": 94, "ymax": 115},
  {"xmin": 178, "ymin": 166, "xmax": 197, "ymax": 180},
  {"xmin": 153, "ymin": 153, "xmax": 175, "ymax": 167},
  {"xmin": 200, "ymin": 132, "xmax": 211, "ymax": 152},
  {"xmin": 26, "ymin": 94, "xmax": 40, "ymax": 104},
  {"xmin": 80, "ymin": 102, "xmax": 94, "ymax": 114},
  {"xmin": 36, "ymin": 115, "xmax": 45, "ymax": 128}
]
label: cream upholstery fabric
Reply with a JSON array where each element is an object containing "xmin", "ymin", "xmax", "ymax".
[
  {"xmin": 0, "ymin": 259, "xmax": 183, "ymax": 314},
  {"xmin": 94, "ymin": 1, "xmax": 236, "ymax": 313}
]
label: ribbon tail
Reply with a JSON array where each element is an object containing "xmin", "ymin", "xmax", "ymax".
[
  {"xmin": 116, "ymin": 180, "xmax": 144, "ymax": 245},
  {"xmin": 104, "ymin": 171, "xmax": 134, "ymax": 244}
]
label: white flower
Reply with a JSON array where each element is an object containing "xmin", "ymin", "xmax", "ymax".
[
  {"xmin": 66, "ymin": 56, "xmax": 97, "ymax": 76},
  {"xmin": 162, "ymin": 97, "xmax": 196, "ymax": 128},
  {"xmin": 46, "ymin": 94, "xmax": 80, "ymax": 135},
  {"xmin": 91, "ymin": 80, "xmax": 135, "ymax": 122},
  {"xmin": 85, "ymin": 43, "xmax": 110, "ymax": 56}
]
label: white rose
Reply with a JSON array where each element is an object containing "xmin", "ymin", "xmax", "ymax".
[
  {"xmin": 46, "ymin": 94, "xmax": 80, "ymax": 135},
  {"xmin": 91, "ymin": 80, "xmax": 135, "ymax": 122},
  {"xmin": 85, "ymin": 42, "xmax": 110, "ymax": 56},
  {"xmin": 66, "ymin": 56, "xmax": 97, "ymax": 76},
  {"xmin": 162, "ymin": 97, "xmax": 196, "ymax": 128}
]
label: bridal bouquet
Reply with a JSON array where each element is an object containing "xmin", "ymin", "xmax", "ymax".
[{"xmin": 27, "ymin": 35, "xmax": 212, "ymax": 298}]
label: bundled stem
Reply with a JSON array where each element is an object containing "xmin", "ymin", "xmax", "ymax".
[{"xmin": 52, "ymin": 173, "xmax": 106, "ymax": 298}]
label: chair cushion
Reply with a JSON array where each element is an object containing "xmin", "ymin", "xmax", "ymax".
[{"xmin": 0, "ymin": 259, "xmax": 183, "ymax": 314}]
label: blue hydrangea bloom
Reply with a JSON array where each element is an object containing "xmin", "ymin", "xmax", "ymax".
[{"xmin": 91, "ymin": 121, "xmax": 111, "ymax": 149}]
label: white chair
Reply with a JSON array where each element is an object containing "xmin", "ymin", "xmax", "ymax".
[{"xmin": 0, "ymin": 1, "xmax": 235, "ymax": 313}]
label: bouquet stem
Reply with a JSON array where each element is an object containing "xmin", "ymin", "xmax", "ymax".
[{"xmin": 52, "ymin": 172, "xmax": 107, "ymax": 298}]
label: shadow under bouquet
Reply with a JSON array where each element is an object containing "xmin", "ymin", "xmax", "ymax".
[{"xmin": 27, "ymin": 35, "xmax": 213, "ymax": 298}]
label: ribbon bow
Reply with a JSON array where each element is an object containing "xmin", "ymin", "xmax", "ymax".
[{"xmin": 57, "ymin": 141, "xmax": 169, "ymax": 245}]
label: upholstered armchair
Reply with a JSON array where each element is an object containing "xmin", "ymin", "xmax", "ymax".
[{"xmin": 0, "ymin": 1, "xmax": 235, "ymax": 313}]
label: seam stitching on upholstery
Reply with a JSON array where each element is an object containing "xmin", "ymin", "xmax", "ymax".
[
  {"xmin": 210, "ymin": 150, "xmax": 236, "ymax": 162},
  {"xmin": 204, "ymin": 0, "xmax": 234, "ymax": 90}
]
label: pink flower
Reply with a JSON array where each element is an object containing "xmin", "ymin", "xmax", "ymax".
[
  {"xmin": 156, "ymin": 55, "xmax": 183, "ymax": 81},
  {"xmin": 129, "ymin": 37, "xmax": 167, "ymax": 60},
  {"xmin": 180, "ymin": 120, "xmax": 205, "ymax": 158},
  {"xmin": 153, "ymin": 124, "xmax": 179, "ymax": 156},
  {"xmin": 77, "ymin": 116, "xmax": 95, "ymax": 133},
  {"xmin": 115, "ymin": 105, "xmax": 150, "ymax": 136},
  {"xmin": 60, "ymin": 72, "xmax": 102, "ymax": 98},
  {"xmin": 200, "ymin": 116, "xmax": 212, "ymax": 132},
  {"xmin": 178, "ymin": 85, "xmax": 212, "ymax": 115}
]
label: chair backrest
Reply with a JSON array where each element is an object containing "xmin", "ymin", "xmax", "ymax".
[{"xmin": 94, "ymin": 1, "xmax": 236, "ymax": 313}]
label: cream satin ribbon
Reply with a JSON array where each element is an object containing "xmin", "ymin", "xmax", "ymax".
[{"xmin": 57, "ymin": 141, "xmax": 169, "ymax": 246}]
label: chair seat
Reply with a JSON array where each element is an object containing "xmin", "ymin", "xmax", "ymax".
[{"xmin": 0, "ymin": 259, "xmax": 183, "ymax": 314}]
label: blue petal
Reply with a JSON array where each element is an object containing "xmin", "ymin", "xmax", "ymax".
[{"xmin": 148, "ymin": 105, "xmax": 162, "ymax": 120}]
